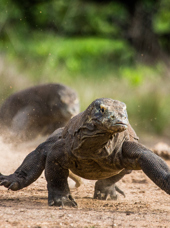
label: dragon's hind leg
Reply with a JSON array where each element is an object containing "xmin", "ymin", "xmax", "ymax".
[{"xmin": 94, "ymin": 169, "xmax": 131, "ymax": 200}]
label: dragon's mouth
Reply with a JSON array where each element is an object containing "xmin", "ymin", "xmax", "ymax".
[
  {"xmin": 92, "ymin": 118, "xmax": 128, "ymax": 132},
  {"xmin": 115, "ymin": 123, "xmax": 127, "ymax": 126},
  {"xmin": 110, "ymin": 123, "xmax": 128, "ymax": 132}
]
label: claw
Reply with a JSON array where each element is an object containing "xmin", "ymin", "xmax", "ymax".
[
  {"xmin": 70, "ymin": 199, "xmax": 78, "ymax": 207},
  {"xmin": 48, "ymin": 196, "xmax": 77, "ymax": 207},
  {"xmin": 94, "ymin": 191, "xmax": 101, "ymax": 199},
  {"xmin": 115, "ymin": 185, "xmax": 125, "ymax": 197},
  {"xmin": 62, "ymin": 196, "xmax": 78, "ymax": 207},
  {"xmin": 48, "ymin": 200, "xmax": 55, "ymax": 206},
  {"xmin": 68, "ymin": 195, "xmax": 78, "ymax": 207},
  {"xmin": 8, "ymin": 182, "xmax": 15, "ymax": 190},
  {"xmin": 61, "ymin": 199, "xmax": 64, "ymax": 208},
  {"xmin": 0, "ymin": 180, "xmax": 8, "ymax": 186}
]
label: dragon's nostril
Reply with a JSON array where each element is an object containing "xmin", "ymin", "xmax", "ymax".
[{"xmin": 111, "ymin": 115, "xmax": 115, "ymax": 119}]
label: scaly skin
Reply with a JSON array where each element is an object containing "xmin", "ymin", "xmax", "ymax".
[{"xmin": 0, "ymin": 98, "xmax": 170, "ymax": 207}]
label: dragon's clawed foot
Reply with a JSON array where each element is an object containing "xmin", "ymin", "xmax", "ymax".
[
  {"xmin": 94, "ymin": 181, "xmax": 125, "ymax": 200},
  {"xmin": 0, "ymin": 174, "xmax": 21, "ymax": 191},
  {"xmin": 48, "ymin": 187, "xmax": 77, "ymax": 207}
]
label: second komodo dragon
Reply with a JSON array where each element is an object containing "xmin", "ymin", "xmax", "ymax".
[
  {"xmin": 0, "ymin": 83, "xmax": 79, "ymax": 143},
  {"xmin": 0, "ymin": 98, "xmax": 170, "ymax": 207}
]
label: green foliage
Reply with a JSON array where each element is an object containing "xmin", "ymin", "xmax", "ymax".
[
  {"xmin": 27, "ymin": 0, "xmax": 128, "ymax": 36},
  {"xmin": 153, "ymin": 0, "xmax": 170, "ymax": 34},
  {"xmin": 0, "ymin": 0, "xmax": 128, "ymax": 38},
  {"xmin": 0, "ymin": 0, "xmax": 25, "ymax": 34},
  {"xmin": 153, "ymin": 0, "xmax": 170, "ymax": 51},
  {"xmin": 0, "ymin": 31, "xmax": 134, "ymax": 80},
  {"xmin": 119, "ymin": 67, "xmax": 144, "ymax": 86},
  {"xmin": 128, "ymin": 93, "xmax": 170, "ymax": 134},
  {"xmin": 118, "ymin": 65, "xmax": 164, "ymax": 86}
]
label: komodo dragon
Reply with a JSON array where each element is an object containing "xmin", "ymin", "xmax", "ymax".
[
  {"xmin": 0, "ymin": 83, "xmax": 79, "ymax": 143},
  {"xmin": 0, "ymin": 98, "xmax": 170, "ymax": 207}
]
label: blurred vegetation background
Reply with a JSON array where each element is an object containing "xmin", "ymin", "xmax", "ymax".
[{"xmin": 0, "ymin": 0, "xmax": 170, "ymax": 141}]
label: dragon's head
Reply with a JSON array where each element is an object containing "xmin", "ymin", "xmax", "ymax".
[{"xmin": 85, "ymin": 98, "xmax": 129, "ymax": 133}]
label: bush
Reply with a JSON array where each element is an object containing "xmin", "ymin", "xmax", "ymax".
[{"xmin": 0, "ymin": 32, "xmax": 134, "ymax": 78}]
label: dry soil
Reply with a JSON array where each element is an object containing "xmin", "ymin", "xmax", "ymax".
[{"xmin": 0, "ymin": 137, "xmax": 170, "ymax": 228}]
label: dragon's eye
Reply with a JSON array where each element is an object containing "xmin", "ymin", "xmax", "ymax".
[
  {"xmin": 101, "ymin": 108, "xmax": 105, "ymax": 113},
  {"xmin": 100, "ymin": 105, "xmax": 106, "ymax": 113}
]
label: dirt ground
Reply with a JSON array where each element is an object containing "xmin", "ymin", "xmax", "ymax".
[{"xmin": 0, "ymin": 137, "xmax": 170, "ymax": 228}]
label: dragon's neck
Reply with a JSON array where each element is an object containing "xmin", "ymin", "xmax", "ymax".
[{"xmin": 72, "ymin": 125, "xmax": 114, "ymax": 159}]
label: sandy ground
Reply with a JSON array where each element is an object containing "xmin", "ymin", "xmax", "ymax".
[{"xmin": 0, "ymin": 137, "xmax": 170, "ymax": 228}]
